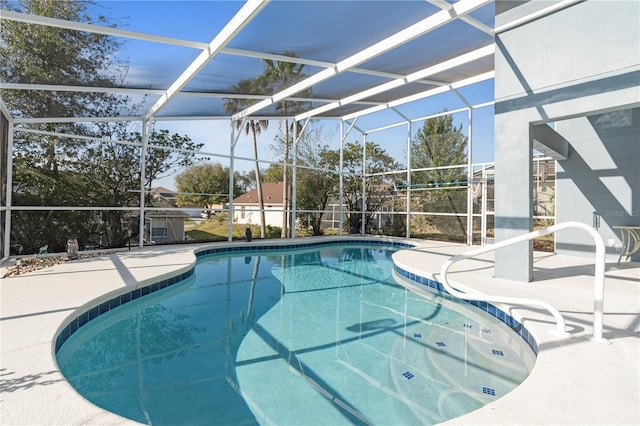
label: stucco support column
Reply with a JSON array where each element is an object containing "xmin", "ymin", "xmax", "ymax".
[{"xmin": 494, "ymin": 113, "xmax": 533, "ymax": 282}]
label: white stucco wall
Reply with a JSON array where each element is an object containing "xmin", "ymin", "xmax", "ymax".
[
  {"xmin": 555, "ymin": 108, "xmax": 640, "ymax": 261},
  {"xmin": 233, "ymin": 205, "xmax": 283, "ymax": 228},
  {"xmin": 494, "ymin": 0, "xmax": 640, "ymax": 280}
]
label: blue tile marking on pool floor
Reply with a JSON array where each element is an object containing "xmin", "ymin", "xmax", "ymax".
[
  {"xmin": 393, "ymin": 263, "xmax": 538, "ymax": 354},
  {"xmin": 436, "ymin": 341, "xmax": 446, "ymax": 347},
  {"xmin": 55, "ymin": 239, "xmax": 414, "ymax": 354},
  {"xmin": 413, "ymin": 333, "xmax": 422, "ymax": 338},
  {"xmin": 482, "ymin": 387, "xmax": 496, "ymax": 396},
  {"xmin": 403, "ymin": 372, "xmax": 415, "ymax": 380}
]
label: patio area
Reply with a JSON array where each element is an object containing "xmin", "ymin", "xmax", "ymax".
[{"xmin": 1, "ymin": 237, "xmax": 638, "ymax": 425}]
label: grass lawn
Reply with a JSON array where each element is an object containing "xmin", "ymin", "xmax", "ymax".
[
  {"xmin": 185, "ymin": 218, "xmax": 325, "ymax": 242},
  {"xmin": 186, "ymin": 220, "xmax": 253, "ymax": 241}
]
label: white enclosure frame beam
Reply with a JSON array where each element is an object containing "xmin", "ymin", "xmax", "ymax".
[
  {"xmin": 361, "ymin": 133, "xmax": 367, "ymax": 235},
  {"xmin": 3, "ymin": 82, "xmax": 377, "ymax": 114},
  {"xmin": 2, "ymin": 5, "xmax": 499, "ymax": 131},
  {"xmin": 339, "ymin": 118, "xmax": 360, "ymax": 234},
  {"xmin": 2, "ymin": 82, "xmax": 165, "ymax": 96},
  {"xmin": 7, "ymin": 206, "xmax": 149, "ymax": 212},
  {"xmin": 2, "ymin": 114, "xmax": 14, "ymax": 259},
  {"xmin": 138, "ymin": 120, "xmax": 152, "ymax": 248},
  {"xmin": 427, "ymin": 0, "xmax": 494, "ymax": 35},
  {"xmin": 290, "ymin": 119, "xmax": 310, "ymax": 239},
  {"xmin": 0, "ymin": 9, "xmax": 210, "ymax": 49},
  {"xmin": 224, "ymin": 47, "xmax": 451, "ymax": 85},
  {"xmin": 14, "ymin": 123, "xmax": 312, "ymax": 173},
  {"xmin": 228, "ymin": 118, "xmax": 245, "ymax": 241},
  {"xmin": 295, "ymin": 44, "xmax": 494, "ymax": 121},
  {"xmin": 15, "ymin": 128, "xmax": 141, "ymax": 148},
  {"xmin": 481, "ymin": 165, "xmax": 490, "ymax": 246},
  {"xmin": 2, "ymin": 9, "xmax": 459, "ymax": 100},
  {"xmin": 145, "ymin": 0, "xmax": 268, "ymax": 120},
  {"xmin": 15, "ymin": 116, "xmax": 144, "ymax": 124},
  {"xmin": 291, "ymin": 122, "xmax": 298, "ymax": 239},
  {"xmin": 339, "ymin": 122, "xmax": 344, "ymax": 235},
  {"xmin": 350, "ymin": 101, "xmax": 493, "ymax": 139},
  {"xmin": 405, "ymin": 121, "xmax": 413, "ymax": 238},
  {"xmin": 406, "ymin": 119, "xmax": 413, "ymax": 239},
  {"xmin": 343, "ymin": 71, "xmax": 494, "ymax": 121},
  {"xmin": 389, "ymin": 107, "xmax": 413, "ymax": 240},
  {"xmin": 466, "ymin": 108, "xmax": 474, "ymax": 245},
  {"xmin": 233, "ymin": 0, "xmax": 490, "ymax": 121}
]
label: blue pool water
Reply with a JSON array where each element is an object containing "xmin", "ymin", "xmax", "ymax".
[{"xmin": 56, "ymin": 244, "xmax": 535, "ymax": 425}]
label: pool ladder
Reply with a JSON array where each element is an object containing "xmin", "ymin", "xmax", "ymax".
[{"xmin": 439, "ymin": 221, "xmax": 609, "ymax": 344}]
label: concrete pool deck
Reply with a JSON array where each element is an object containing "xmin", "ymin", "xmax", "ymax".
[{"xmin": 1, "ymin": 237, "xmax": 638, "ymax": 425}]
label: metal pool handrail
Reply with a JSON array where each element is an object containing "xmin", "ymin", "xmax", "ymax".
[{"xmin": 439, "ymin": 221, "xmax": 609, "ymax": 344}]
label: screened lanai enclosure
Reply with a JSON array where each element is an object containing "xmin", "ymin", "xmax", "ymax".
[
  {"xmin": 2, "ymin": 0, "xmax": 638, "ymax": 269},
  {"xmin": 0, "ymin": 0, "xmax": 500, "ymax": 257}
]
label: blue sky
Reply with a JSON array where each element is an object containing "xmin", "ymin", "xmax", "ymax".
[{"xmin": 89, "ymin": 1, "xmax": 496, "ymax": 189}]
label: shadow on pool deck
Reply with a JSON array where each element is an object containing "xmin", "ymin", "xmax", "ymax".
[{"xmin": 1, "ymin": 238, "xmax": 638, "ymax": 425}]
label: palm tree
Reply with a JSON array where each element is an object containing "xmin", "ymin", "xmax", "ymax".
[
  {"xmin": 223, "ymin": 78, "xmax": 268, "ymax": 239},
  {"xmin": 258, "ymin": 52, "xmax": 307, "ymax": 237}
]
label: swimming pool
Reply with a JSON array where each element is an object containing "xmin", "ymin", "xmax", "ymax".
[{"xmin": 56, "ymin": 242, "xmax": 535, "ymax": 425}]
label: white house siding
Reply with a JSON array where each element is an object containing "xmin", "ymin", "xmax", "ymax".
[{"xmin": 233, "ymin": 205, "xmax": 283, "ymax": 228}]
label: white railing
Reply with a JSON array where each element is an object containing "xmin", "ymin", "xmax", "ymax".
[{"xmin": 439, "ymin": 221, "xmax": 609, "ymax": 344}]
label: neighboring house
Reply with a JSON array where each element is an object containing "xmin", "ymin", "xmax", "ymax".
[
  {"xmin": 233, "ymin": 182, "xmax": 284, "ymax": 227},
  {"xmin": 144, "ymin": 209, "xmax": 190, "ymax": 244},
  {"xmin": 149, "ymin": 186, "xmax": 178, "ymax": 207},
  {"xmin": 147, "ymin": 188, "xmax": 189, "ymax": 243},
  {"xmin": 150, "ymin": 186, "xmax": 207, "ymax": 218}
]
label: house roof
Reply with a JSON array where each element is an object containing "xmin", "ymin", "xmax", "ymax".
[
  {"xmin": 145, "ymin": 209, "xmax": 190, "ymax": 218},
  {"xmin": 233, "ymin": 182, "xmax": 283, "ymax": 205},
  {"xmin": 151, "ymin": 186, "xmax": 177, "ymax": 197}
]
